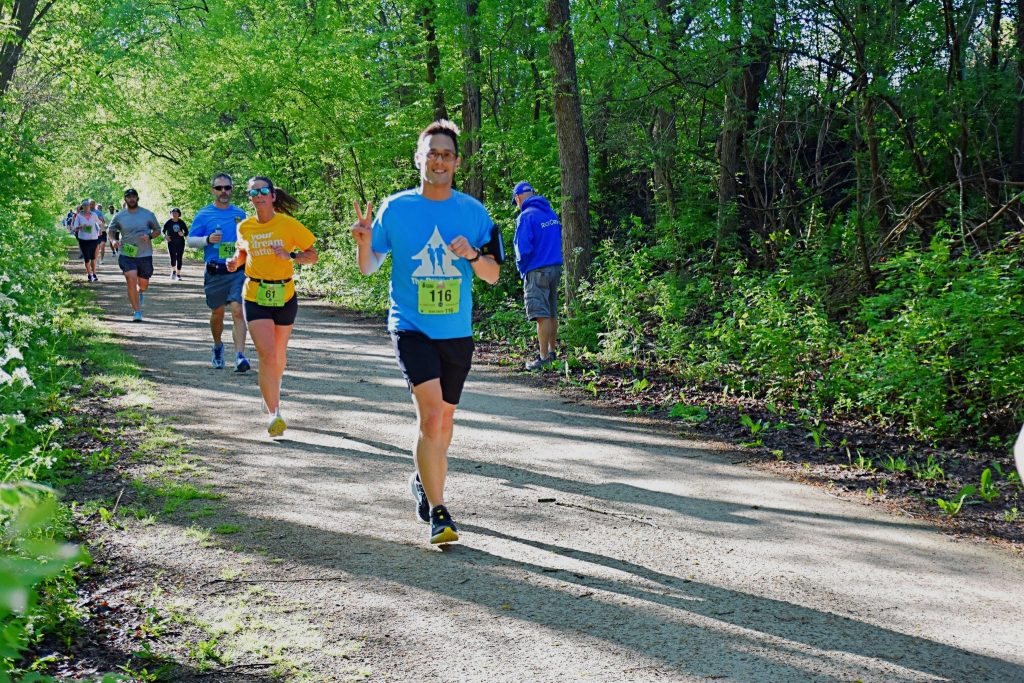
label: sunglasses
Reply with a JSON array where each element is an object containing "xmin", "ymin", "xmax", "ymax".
[
  {"xmin": 212, "ymin": 185, "xmax": 233, "ymax": 191},
  {"xmin": 247, "ymin": 187, "xmax": 272, "ymax": 197}
]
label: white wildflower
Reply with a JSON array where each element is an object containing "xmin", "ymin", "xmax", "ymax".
[
  {"xmin": 11, "ymin": 367, "xmax": 32, "ymax": 387},
  {"xmin": 1, "ymin": 345, "xmax": 22, "ymax": 366},
  {"xmin": 49, "ymin": 417, "xmax": 63, "ymax": 429},
  {"xmin": 0, "ymin": 368, "xmax": 12, "ymax": 386}
]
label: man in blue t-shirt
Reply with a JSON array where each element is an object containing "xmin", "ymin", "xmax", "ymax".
[
  {"xmin": 186, "ymin": 173, "xmax": 250, "ymax": 372},
  {"xmin": 352, "ymin": 119, "xmax": 501, "ymax": 545}
]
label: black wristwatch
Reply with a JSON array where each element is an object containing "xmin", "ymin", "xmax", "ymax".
[
  {"xmin": 466, "ymin": 250, "xmax": 481, "ymax": 263},
  {"xmin": 289, "ymin": 250, "xmax": 299, "ymax": 259}
]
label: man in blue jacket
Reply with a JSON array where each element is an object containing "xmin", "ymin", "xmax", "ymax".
[{"xmin": 512, "ymin": 181, "xmax": 563, "ymax": 370}]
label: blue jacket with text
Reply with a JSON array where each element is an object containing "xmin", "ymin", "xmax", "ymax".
[{"xmin": 513, "ymin": 195, "xmax": 563, "ymax": 277}]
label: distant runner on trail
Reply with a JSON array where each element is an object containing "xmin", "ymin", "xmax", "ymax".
[
  {"xmin": 106, "ymin": 204, "xmax": 118, "ymax": 257},
  {"xmin": 72, "ymin": 199, "xmax": 103, "ymax": 282},
  {"xmin": 226, "ymin": 176, "xmax": 317, "ymax": 438},
  {"xmin": 90, "ymin": 200, "xmax": 110, "ymax": 265},
  {"xmin": 186, "ymin": 174, "xmax": 250, "ymax": 372},
  {"xmin": 162, "ymin": 207, "xmax": 188, "ymax": 280},
  {"xmin": 107, "ymin": 188, "xmax": 161, "ymax": 322},
  {"xmin": 351, "ymin": 119, "xmax": 502, "ymax": 545}
]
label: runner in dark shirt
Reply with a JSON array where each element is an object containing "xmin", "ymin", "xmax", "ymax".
[{"xmin": 162, "ymin": 208, "xmax": 189, "ymax": 280}]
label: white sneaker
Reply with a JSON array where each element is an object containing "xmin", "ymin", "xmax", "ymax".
[{"xmin": 267, "ymin": 412, "xmax": 286, "ymax": 438}]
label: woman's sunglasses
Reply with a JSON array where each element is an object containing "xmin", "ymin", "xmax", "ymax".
[{"xmin": 247, "ymin": 187, "xmax": 272, "ymax": 197}]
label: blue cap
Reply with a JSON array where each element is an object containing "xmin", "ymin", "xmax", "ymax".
[{"xmin": 511, "ymin": 181, "xmax": 534, "ymax": 205}]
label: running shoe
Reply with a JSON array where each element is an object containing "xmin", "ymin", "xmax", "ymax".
[
  {"xmin": 429, "ymin": 505, "xmax": 459, "ymax": 544},
  {"xmin": 211, "ymin": 344, "xmax": 225, "ymax": 369},
  {"xmin": 409, "ymin": 472, "xmax": 430, "ymax": 524},
  {"xmin": 525, "ymin": 355, "xmax": 550, "ymax": 371},
  {"xmin": 267, "ymin": 412, "xmax": 286, "ymax": 438},
  {"xmin": 132, "ymin": 310, "xmax": 142, "ymax": 322},
  {"xmin": 92, "ymin": 273, "xmax": 98, "ymax": 282},
  {"xmin": 234, "ymin": 354, "xmax": 250, "ymax": 373}
]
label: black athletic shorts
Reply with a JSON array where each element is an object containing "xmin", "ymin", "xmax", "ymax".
[
  {"xmin": 390, "ymin": 331, "xmax": 474, "ymax": 405},
  {"xmin": 244, "ymin": 295, "xmax": 298, "ymax": 326},
  {"xmin": 118, "ymin": 255, "xmax": 154, "ymax": 279}
]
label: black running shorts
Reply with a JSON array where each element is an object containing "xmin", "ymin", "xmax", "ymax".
[
  {"xmin": 118, "ymin": 255, "xmax": 154, "ymax": 279},
  {"xmin": 244, "ymin": 295, "xmax": 298, "ymax": 326},
  {"xmin": 391, "ymin": 331, "xmax": 474, "ymax": 405}
]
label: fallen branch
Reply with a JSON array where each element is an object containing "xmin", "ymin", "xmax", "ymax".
[
  {"xmin": 202, "ymin": 576, "xmax": 348, "ymax": 594},
  {"xmin": 554, "ymin": 501, "xmax": 659, "ymax": 528}
]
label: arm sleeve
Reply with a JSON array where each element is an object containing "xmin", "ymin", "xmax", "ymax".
[
  {"xmin": 292, "ymin": 222, "xmax": 316, "ymax": 252},
  {"xmin": 181, "ymin": 221, "xmax": 189, "ymax": 237},
  {"xmin": 513, "ymin": 214, "xmax": 535, "ymax": 260},
  {"xmin": 186, "ymin": 213, "xmax": 209, "ymax": 248}
]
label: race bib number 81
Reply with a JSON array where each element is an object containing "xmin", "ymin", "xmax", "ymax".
[{"xmin": 417, "ymin": 279, "xmax": 460, "ymax": 315}]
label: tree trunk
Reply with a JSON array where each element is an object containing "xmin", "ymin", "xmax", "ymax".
[
  {"xmin": 460, "ymin": 0, "xmax": 483, "ymax": 201},
  {"xmin": 1013, "ymin": 0, "xmax": 1024, "ymax": 180},
  {"xmin": 991, "ymin": 0, "xmax": 1002, "ymax": 69},
  {"xmin": 420, "ymin": 0, "xmax": 448, "ymax": 121},
  {"xmin": 546, "ymin": 0, "xmax": 591, "ymax": 306},
  {"xmin": 714, "ymin": 0, "xmax": 774, "ymax": 262},
  {"xmin": 0, "ymin": 0, "xmax": 56, "ymax": 97}
]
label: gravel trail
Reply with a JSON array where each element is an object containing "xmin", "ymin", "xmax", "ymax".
[{"xmin": 84, "ymin": 256, "xmax": 1024, "ymax": 682}]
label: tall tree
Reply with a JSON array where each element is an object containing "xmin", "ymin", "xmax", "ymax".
[
  {"xmin": 0, "ymin": 0, "xmax": 57, "ymax": 97},
  {"xmin": 421, "ymin": 0, "xmax": 448, "ymax": 120},
  {"xmin": 715, "ymin": 0, "xmax": 775, "ymax": 261},
  {"xmin": 546, "ymin": 0, "xmax": 591, "ymax": 305},
  {"xmin": 460, "ymin": 0, "xmax": 483, "ymax": 200}
]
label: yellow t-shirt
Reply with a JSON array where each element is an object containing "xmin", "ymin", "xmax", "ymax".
[{"xmin": 238, "ymin": 212, "xmax": 316, "ymax": 303}]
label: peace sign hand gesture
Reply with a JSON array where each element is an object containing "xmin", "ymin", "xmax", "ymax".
[{"xmin": 351, "ymin": 201, "xmax": 374, "ymax": 249}]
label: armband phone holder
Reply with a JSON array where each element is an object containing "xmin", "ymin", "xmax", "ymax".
[{"xmin": 478, "ymin": 225, "xmax": 505, "ymax": 264}]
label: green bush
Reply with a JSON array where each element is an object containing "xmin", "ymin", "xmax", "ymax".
[{"xmin": 835, "ymin": 238, "xmax": 1024, "ymax": 439}]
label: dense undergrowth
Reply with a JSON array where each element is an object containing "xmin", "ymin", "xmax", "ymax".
[
  {"xmin": 0, "ymin": 126, "xmax": 105, "ymax": 681},
  {"xmin": 310, "ymin": 218, "xmax": 1024, "ymax": 446}
]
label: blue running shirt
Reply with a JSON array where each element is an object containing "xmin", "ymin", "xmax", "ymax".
[
  {"xmin": 190, "ymin": 204, "xmax": 247, "ymax": 264},
  {"xmin": 371, "ymin": 189, "xmax": 494, "ymax": 339}
]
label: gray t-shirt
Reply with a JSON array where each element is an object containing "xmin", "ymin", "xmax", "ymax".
[{"xmin": 108, "ymin": 207, "xmax": 160, "ymax": 257}]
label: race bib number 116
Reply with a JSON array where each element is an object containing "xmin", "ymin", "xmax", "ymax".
[{"xmin": 417, "ymin": 279, "xmax": 460, "ymax": 315}]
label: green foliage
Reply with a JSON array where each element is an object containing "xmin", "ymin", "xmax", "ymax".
[
  {"xmin": 977, "ymin": 468, "xmax": 999, "ymax": 504},
  {"xmin": 881, "ymin": 456, "xmax": 909, "ymax": 474},
  {"xmin": 912, "ymin": 455, "xmax": 946, "ymax": 482},
  {"xmin": 668, "ymin": 404, "xmax": 708, "ymax": 423},
  {"xmin": 836, "ymin": 240, "xmax": 1024, "ymax": 439},
  {"xmin": 0, "ymin": 484, "xmax": 88, "ymax": 676},
  {"xmin": 935, "ymin": 485, "xmax": 977, "ymax": 517}
]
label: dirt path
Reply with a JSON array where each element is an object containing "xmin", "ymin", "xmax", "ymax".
[{"xmin": 82, "ymin": 256, "xmax": 1024, "ymax": 682}]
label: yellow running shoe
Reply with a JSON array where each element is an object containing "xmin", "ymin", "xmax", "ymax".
[{"xmin": 267, "ymin": 413, "xmax": 286, "ymax": 438}]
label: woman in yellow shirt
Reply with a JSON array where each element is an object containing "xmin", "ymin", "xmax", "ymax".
[{"xmin": 226, "ymin": 176, "xmax": 317, "ymax": 437}]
